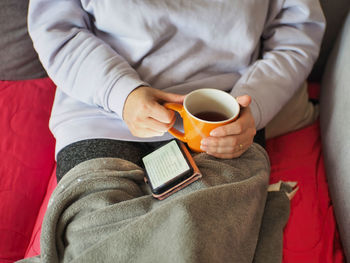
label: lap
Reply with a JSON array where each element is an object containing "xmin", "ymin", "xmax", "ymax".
[{"xmin": 46, "ymin": 143, "xmax": 271, "ymax": 263}]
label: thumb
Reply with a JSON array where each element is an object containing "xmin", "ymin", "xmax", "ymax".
[
  {"xmin": 236, "ymin": 95, "xmax": 251, "ymax": 108},
  {"xmin": 155, "ymin": 89, "xmax": 185, "ymax": 104}
]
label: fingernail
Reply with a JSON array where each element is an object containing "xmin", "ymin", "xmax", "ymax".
[
  {"xmin": 210, "ymin": 131, "xmax": 217, "ymax": 136},
  {"xmin": 201, "ymin": 139, "xmax": 208, "ymax": 145},
  {"xmin": 200, "ymin": 145, "xmax": 207, "ymax": 151}
]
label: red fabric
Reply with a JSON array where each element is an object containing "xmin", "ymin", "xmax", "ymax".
[
  {"xmin": 24, "ymin": 167, "xmax": 57, "ymax": 258},
  {"xmin": 0, "ymin": 78, "xmax": 56, "ymax": 262},
  {"xmin": 267, "ymin": 121, "xmax": 345, "ymax": 263}
]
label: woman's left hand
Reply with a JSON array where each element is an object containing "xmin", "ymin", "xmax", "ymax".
[{"xmin": 200, "ymin": 95, "xmax": 256, "ymax": 159}]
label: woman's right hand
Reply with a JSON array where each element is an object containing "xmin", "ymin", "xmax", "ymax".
[{"xmin": 123, "ymin": 86, "xmax": 185, "ymax": 138}]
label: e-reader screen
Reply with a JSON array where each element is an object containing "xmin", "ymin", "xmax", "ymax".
[{"xmin": 142, "ymin": 140, "xmax": 192, "ymax": 190}]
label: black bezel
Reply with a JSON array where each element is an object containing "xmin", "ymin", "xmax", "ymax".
[{"xmin": 143, "ymin": 140, "xmax": 194, "ymax": 195}]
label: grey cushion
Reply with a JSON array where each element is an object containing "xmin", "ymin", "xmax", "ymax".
[
  {"xmin": 310, "ymin": 0, "xmax": 350, "ymax": 81},
  {"xmin": 265, "ymin": 82, "xmax": 319, "ymax": 139},
  {"xmin": 320, "ymin": 11, "xmax": 350, "ymax": 260},
  {"xmin": 0, "ymin": 0, "xmax": 46, "ymax": 80}
]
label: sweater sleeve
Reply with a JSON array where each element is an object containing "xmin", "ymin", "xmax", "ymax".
[
  {"xmin": 28, "ymin": 0, "xmax": 148, "ymax": 119},
  {"xmin": 231, "ymin": 0, "xmax": 326, "ymax": 130}
]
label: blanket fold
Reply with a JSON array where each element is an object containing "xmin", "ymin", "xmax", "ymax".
[{"xmin": 19, "ymin": 144, "xmax": 291, "ymax": 263}]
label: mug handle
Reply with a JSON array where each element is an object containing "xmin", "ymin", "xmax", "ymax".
[{"xmin": 164, "ymin": 103, "xmax": 187, "ymax": 142}]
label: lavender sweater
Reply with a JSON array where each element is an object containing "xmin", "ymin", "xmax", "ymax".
[{"xmin": 28, "ymin": 0, "xmax": 325, "ymax": 156}]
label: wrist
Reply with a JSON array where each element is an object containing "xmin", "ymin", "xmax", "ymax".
[{"xmin": 107, "ymin": 75, "xmax": 149, "ymax": 119}]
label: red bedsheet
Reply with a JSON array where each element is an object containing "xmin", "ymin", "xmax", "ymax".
[
  {"xmin": 0, "ymin": 79, "xmax": 56, "ymax": 262},
  {"xmin": 0, "ymin": 78, "xmax": 345, "ymax": 262}
]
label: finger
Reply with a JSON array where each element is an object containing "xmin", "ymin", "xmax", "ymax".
[
  {"xmin": 151, "ymin": 90, "xmax": 185, "ymax": 122},
  {"xmin": 210, "ymin": 107, "xmax": 255, "ymax": 137},
  {"xmin": 201, "ymin": 128, "xmax": 253, "ymax": 153},
  {"xmin": 204, "ymin": 139, "xmax": 251, "ymax": 158},
  {"xmin": 155, "ymin": 89, "xmax": 186, "ymax": 104},
  {"xmin": 209, "ymin": 122, "xmax": 242, "ymax": 137},
  {"xmin": 200, "ymin": 144, "xmax": 235, "ymax": 154},
  {"xmin": 209, "ymin": 117, "xmax": 247, "ymax": 137},
  {"xmin": 205, "ymin": 151, "xmax": 245, "ymax": 159},
  {"xmin": 148, "ymin": 102, "xmax": 176, "ymax": 124},
  {"xmin": 142, "ymin": 116, "xmax": 176, "ymax": 132},
  {"xmin": 201, "ymin": 135, "xmax": 239, "ymax": 148},
  {"xmin": 236, "ymin": 95, "xmax": 251, "ymax": 108},
  {"xmin": 201, "ymin": 137, "xmax": 252, "ymax": 154},
  {"xmin": 201, "ymin": 142, "xmax": 249, "ymax": 154}
]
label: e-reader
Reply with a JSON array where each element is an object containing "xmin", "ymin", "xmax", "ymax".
[{"xmin": 142, "ymin": 140, "xmax": 201, "ymax": 200}]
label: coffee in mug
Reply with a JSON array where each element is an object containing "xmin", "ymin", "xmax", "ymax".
[
  {"xmin": 194, "ymin": 111, "xmax": 229, "ymax": 122},
  {"xmin": 164, "ymin": 88, "xmax": 240, "ymax": 152}
]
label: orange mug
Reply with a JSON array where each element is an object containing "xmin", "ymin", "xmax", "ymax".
[{"xmin": 164, "ymin": 89, "xmax": 240, "ymax": 152}]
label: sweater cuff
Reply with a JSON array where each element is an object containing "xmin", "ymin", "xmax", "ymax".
[
  {"xmin": 108, "ymin": 74, "xmax": 149, "ymax": 120},
  {"xmin": 248, "ymin": 97, "xmax": 263, "ymax": 130}
]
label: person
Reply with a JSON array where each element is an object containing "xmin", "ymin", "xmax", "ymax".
[
  {"xmin": 25, "ymin": 2, "xmax": 327, "ymax": 262},
  {"xmin": 28, "ymin": 1, "xmax": 325, "ymax": 179}
]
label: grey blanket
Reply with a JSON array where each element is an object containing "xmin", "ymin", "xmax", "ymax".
[{"xmin": 19, "ymin": 144, "xmax": 291, "ymax": 263}]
